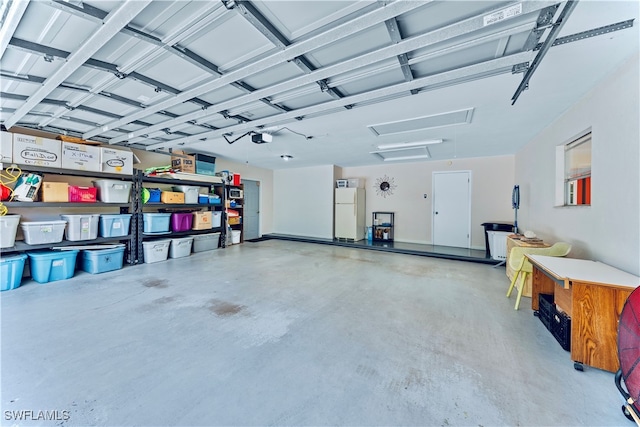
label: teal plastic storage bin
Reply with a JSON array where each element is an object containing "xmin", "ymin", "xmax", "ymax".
[
  {"xmin": 143, "ymin": 213, "xmax": 171, "ymax": 233},
  {"xmin": 1, "ymin": 254, "xmax": 27, "ymax": 291},
  {"xmin": 81, "ymin": 245, "xmax": 125, "ymax": 274},
  {"xmin": 99, "ymin": 214, "xmax": 132, "ymax": 237},
  {"xmin": 27, "ymin": 250, "xmax": 79, "ymax": 284}
]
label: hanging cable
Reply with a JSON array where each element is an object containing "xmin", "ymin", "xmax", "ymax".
[
  {"xmin": 222, "ymin": 131, "xmax": 253, "ymax": 144},
  {"xmin": 270, "ymin": 127, "xmax": 313, "ymax": 140},
  {"xmin": 0, "ymin": 164, "xmax": 22, "ymax": 216}
]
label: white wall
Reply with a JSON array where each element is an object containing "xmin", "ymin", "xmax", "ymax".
[
  {"xmin": 342, "ymin": 155, "xmax": 515, "ymax": 249},
  {"xmin": 273, "ymin": 165, "xmax": 335, "ymax": 238},
  {"xmin": 516, "ymin": 53, "xmax": 639, "ymax": 275}
]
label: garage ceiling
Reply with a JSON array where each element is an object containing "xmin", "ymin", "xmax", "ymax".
[{"xmin": 1, "ymin": 0, "xmax": 637, "ymax": 170}]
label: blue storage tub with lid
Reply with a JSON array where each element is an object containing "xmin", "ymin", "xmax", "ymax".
[
  {"xmin": 143, "ymin": 213, "xmax": 171, "ymax": 233},
  {"xmin": 81, "ymin": 245, "xmax": 125, "ymax": 274},
  {"xmin": 99, "ymin": 214, "xmax": 132, "ymax": 237},
  {"xmin": 27, "ymin": 250, "xmax": 79, "ymax": 284},
  {"xmin": 1, "ymin": 254, "xmax": 28, "ymax": 291}
]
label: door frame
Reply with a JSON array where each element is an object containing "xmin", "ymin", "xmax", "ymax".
[{"xmin": 431, "ymin": 170, "xmax": 472, "ymax": 248}]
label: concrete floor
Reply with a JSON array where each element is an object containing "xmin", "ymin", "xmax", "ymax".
[{"xmin": 0, "ymin": 240, "xmax": 626, "ymax": 426}]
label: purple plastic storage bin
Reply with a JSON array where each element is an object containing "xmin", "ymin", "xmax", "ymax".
[{"xmin": 171, "ymin": 212, "xmax": 193, "ymax": 232}]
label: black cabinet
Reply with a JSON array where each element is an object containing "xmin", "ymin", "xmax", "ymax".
[{"xmin": 372, "ymin": 212, "xmax": 394, "ymax": 241}]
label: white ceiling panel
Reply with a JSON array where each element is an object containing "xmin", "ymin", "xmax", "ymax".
[
  {"xmin": 196, "ymin": 85, "xmax": 250, "ymax": 106},
  {"xmin": 239, "ymin": 62, "xmax": 305, "ymax": 91},
  {"xmin": 185, "ymin": 14, "xmax": 273, "ymax": 71},
  {"xmin": 305, "ymin": 24, "xmax": 391, "ymax": 67},
  {"xmin": 250, "ymin": 1, "xmax": 372, "ymax": 41}
]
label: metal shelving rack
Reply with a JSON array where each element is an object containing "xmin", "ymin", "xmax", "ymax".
[
  {"xmin": 135, "ymin": 170, "xmax": 225, "ymax": 261},
  {"xmin": 2, "ymin": 165, "xmax": 137, "ymax": 264},
  {"xmin": 372, "ymin": 212, "xmax": 394, "ymax": 242}
]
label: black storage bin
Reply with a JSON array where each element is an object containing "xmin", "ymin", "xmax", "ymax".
[
  {"xmin": 552, "ymin": 309, "xmax": 571, "ymax": 351},
  {"xmin": 537, "ymin": 293, "xmax": 554, "ymax": 331}
]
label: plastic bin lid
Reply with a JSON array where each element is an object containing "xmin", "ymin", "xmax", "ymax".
[
  {"xmin": 21, "ymin": 220, "xmax": 67, "ymax": 225},
  {"xmin": 0, "ymin": 253, "xmax": 27, "ymax": 261}
]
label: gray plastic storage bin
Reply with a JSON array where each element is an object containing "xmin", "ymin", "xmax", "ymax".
[
  {"xmin": 60, "ymin": 214, "xmax": 100, "ymax": 241},
  {"xmin": 92, "ymin": 179, "xmax": 131, "ymax": 203},
  {"xmin": 191, "ymin": 232, "xmax": 220, "ymax": 252},
  {"xmin": 20, "ymin": 220, "xmax": 67, "ymax": 245}
]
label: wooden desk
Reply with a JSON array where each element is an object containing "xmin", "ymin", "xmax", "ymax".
[
  {"xmin": 506, "ymin": 235, "xmax": 549, "ymax": 298},
  {"xmin": 527, "ymin": 255, "xmax": 640, "ymax": 372}
]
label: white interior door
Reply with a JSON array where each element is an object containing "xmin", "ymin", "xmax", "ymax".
[
  {"xmin": 243, "ymin": 180, "xmax": 259, "ymax": 240},
  {"xmin": 432, "ymin": 171, "xmax": 471, "ymax": 248}
]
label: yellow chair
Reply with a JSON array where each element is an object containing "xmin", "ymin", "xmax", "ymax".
[{"xmin": 506, "ymin": 242, "xmax": 572, "ymax": 310}]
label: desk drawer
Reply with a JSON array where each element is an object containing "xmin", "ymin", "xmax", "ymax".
[{"xmin": 554, "ymin": 282, "xmax": 572, "ymax": 317}]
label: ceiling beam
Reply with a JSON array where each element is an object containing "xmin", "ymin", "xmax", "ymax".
[
  {"xmin": 82, "ymin": 0, "xmax": 428, "ymax": 140},
  {"xmin": 3, "ymin": 1, "xmax": 152, "ymax": 129},
  {"xmin": 385, "ymin": 17, "xmax": 418, "ymax": 95},
  {"xmin": 512, "ymin": 0, "xmax": 579, "ymax": 104},
  {"xmin": 110, "ymin": 1, "xmax": 553, "ymax": 145},
  {"xmin": 0, "ymin": 0, "xmax": 29, "ymax": 60},
  {"xmin": 145, "ymin": 51, "xmax": 533, "ymax": 151}
]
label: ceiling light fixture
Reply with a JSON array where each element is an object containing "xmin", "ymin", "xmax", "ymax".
[
  {"xmin": 281, "ymin": 154, "xmax": 293, "ymax": 161},
  {"xmin": 376, "ymin": 139, "xmax": 443, "ymax": 150},
  {"xmin": 370, "ymin": 140, "xmax": 443, "ymax": 162}
]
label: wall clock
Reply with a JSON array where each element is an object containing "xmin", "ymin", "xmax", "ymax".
[{"xmin": 374, "ymin": 175, "xmax": 397, "ymax": 198}]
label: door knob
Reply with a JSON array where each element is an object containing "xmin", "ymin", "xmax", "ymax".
[{"xmin": 435, "ymin": 212, "xmax": 439, "ymax": 214}]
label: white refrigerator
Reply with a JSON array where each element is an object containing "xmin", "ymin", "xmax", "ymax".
[{"xmin": 335, "ymin": 187, "xmax": 366, "ymax": 240}]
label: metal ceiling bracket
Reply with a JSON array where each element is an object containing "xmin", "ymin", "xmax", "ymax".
[
  {"xmin": 522, "ymin": 5, "xmax": 560, "ymax": 51},
  {"xmin": 511, "ymin": 1, "xmax": 579, "ymax": 105},
  {"xmin": 512, "ymin": 62, "xmax": 529, "ymax": 74},
  {"xmin": 534, "ymin": 19, "xmax": 636, "ymax": 50}
]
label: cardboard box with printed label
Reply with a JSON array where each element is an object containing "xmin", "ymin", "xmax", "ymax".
[
  {"xmin": 192, "ymin": 211, "xmax": 213, "ymax": 230},
  {"xmin": 1, "ymin": 131, "xmax": 12, "ymax": 164},
  {"xmin": 12, "ymin": 134, "xmax": 62, "ymax": 168},
  {"xmin": 62, "ymin": 142, "xmax": 101, "ymax": 172},
  {"xmin": 171, "ymin": 150, "xmax": 195, "ymax": 174},
  {"xmin": 101, "ymin": 147, "xmax": 134, "ymax": 175}
]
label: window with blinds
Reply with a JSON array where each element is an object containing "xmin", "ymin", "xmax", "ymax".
[{"xmin": 564, "ymin": 132, "xmax": 591, "ymax": 206}]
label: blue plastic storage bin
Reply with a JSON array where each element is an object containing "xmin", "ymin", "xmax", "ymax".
[
  {"xmin": 27, "ymin": 250, "xmax": 78, "ymax": 284},
  {"xmin": 143, "ymin": 213, "xmax": 171, "ymax": 233},
  {"xmin": 81, "ymin": 245, "xmax": 125, "ymax": 274},
  {"xmin": 99, "ymin": 214, "xmax": 132, "ymax": 237},
  {"xmin": 1, "ymin": 254, "xmax": 28, "ymax": 291},
  {"xmin": 148, "ymin": 188, "xmax": 161, "ymax": 203}
]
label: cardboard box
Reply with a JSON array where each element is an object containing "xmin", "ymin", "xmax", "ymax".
[
  {"xmin": 41, "ymin": 182, "xmax": 69, "ymax": 202},
  {"xmin": 62, "ymin": 142, "xmax": 101, "ymax": 171},
  {"xmin": 12, "ymin": 134, "xmax": 62, "ymax": 168},
  {"xmin": 160, "ymin": 191, "xmax": 185, "ymax": 204},
  {"xmin": 101, "ymin": 147, "xmax": 134, "ymax": 175},
  {"xmin": 192, "ymin": 211, "xmax": 213, "ymax": 230},
  {"xmin": 171, "ymin": 150, "xmax": 195, "ymax": 174},
  {"xmin": 1, "ymin": 131, "xmax": 12, "ymax": 164}
]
